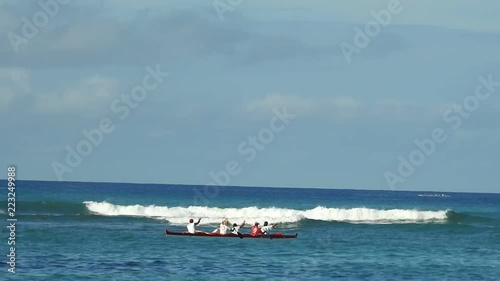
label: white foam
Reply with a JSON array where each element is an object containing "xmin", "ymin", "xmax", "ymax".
[{"xmin": 83, "ymin": 201, "xmax": 448, "ymax": 224}]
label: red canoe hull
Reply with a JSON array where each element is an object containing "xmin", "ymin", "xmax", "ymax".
[{"xmin": 165, "ymin": 229, "xmax": 297, "ymax": 239}]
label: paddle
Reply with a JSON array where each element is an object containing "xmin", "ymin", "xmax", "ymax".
[
  {"xmin": 263, "ymin": 230, "xmax": 273, "ymax": 240},
  {"xmin": 232, "ymin": 220, "xmax": 246, "ymax": 239},
  {"xmin": 233, "ymin": 220, "xmax": 245, "ymax": 239}
]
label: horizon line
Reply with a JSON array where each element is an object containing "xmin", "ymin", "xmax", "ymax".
[{"xmin": 2, "ymin": 178, "xmax": 499, "ymax": 195}]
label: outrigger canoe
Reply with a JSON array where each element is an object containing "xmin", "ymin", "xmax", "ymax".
[{"xmin": 165, "ymin": 229, "xmax": 298, "ymax": 239}]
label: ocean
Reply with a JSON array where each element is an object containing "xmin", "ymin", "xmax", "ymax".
[{"xmin": 1, "ymin": 180, "xmax": 499, "ymax": 280}]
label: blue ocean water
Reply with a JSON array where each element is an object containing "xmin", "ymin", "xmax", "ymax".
[{"xmin": 1, "ymin": 180, "xmax": 499, "ymax": 280}]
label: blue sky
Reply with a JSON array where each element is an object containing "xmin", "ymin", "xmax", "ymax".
[{"xmin": 1, "ymin": 0, "xmax": 499, "ymax": 193}]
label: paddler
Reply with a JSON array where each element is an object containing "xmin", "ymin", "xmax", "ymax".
[
  {"xmin": 231, "ymin": 220, "xmax": 246, "ymax": 238},
  {"xmin": 212, "ymin": 218, "xmax": 230, "ymax": 234},
  {"xmin": 251, "ymin": 222, "xmax": 262, "ymax": 236},
  {"xmin": 260, "ymin": 221, "xmax": 278, "ymax": 235},
  {"xmin": 187, "ymin": 218, "xmax": 202, "ymax": 234}
]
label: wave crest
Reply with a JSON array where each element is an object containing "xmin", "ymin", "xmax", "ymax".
[{"xmin": 83, "ymin": 201, "xmax": 448, "ymax": 224}]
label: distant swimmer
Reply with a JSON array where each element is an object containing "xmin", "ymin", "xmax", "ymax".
[{"xmin": 418, "ymin": 193, "xmax": 451, "ymax": 198}]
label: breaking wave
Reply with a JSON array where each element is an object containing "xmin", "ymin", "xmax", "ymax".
[{"xmin": 83, "ymin": 201, "xmax": 449, "ymax": 224}]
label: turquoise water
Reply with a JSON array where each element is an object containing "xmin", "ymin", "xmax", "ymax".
[{"xmin": 2, "ymin": 180, "xmax": 500, "ymax": 280}]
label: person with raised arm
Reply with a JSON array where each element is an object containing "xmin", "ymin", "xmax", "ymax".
[
  {"xmin": 187, "ymin": 218, "xmax": 203, "ymax": 234},
  {"xmin": 260, "ymin": 221, "xmax": 278, "ymax": 235},
  {"xmin": 231, "ymin": 220, "xmax": 246, "ymax": 238}
]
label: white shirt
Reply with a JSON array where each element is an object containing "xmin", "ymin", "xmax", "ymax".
[
  {"xmin": 187, "ymin": 222, "xmax": 196, "ymax": 234},
  {"xmin": 219, "ymin": 224, "xmax": 229, "ymax": 234},
  {"xmin": 261, "ymin": 225, "xmax": 274, "ymax": 233},
  {"xmin": 231, "ymin": 226, "xmax": 240, "ymax": 235}
]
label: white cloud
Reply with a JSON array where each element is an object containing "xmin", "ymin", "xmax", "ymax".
[
  {"xmin": 246, "ymin": 93, "xmax": 314, "ymax": 114},
  {"xmin": 48, "ymin": 22, "xmax": 119, "ymax": 53},
  {"xmin": 327, "ymin": 96, "xmax": 360, "ymax": 109},
  {"xmin": 320, "ymin": 96, "xmax": 361, "ymax": 121},
  {"xmin": 245, "ymin": 93, "xmax": 361, "ymax": 122},
  {"xmin": 0, "ymin": 69, "xmax": 122, "ymax": 116},
  {"xmin": 35, "ymin": 76, "xmax": 119, "ymax": 115},
  {"xmin": 245, "ymin": 94, "xmax": 445, "ymax": 124},
  {"xmin": 0, "ymin": 67, "xmax": 30, "ymax": 91}
]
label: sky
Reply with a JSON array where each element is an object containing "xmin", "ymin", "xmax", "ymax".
[{"xmin": 1, "ymin": 0, "xmax": 499, "ymax": 193}]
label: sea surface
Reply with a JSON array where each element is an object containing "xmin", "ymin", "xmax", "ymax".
[{"xmin": 1, "ymin": 180, "xmax": 499, "ymax": 280}]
